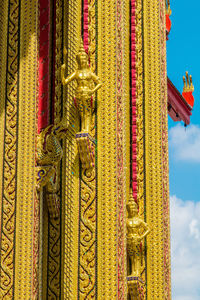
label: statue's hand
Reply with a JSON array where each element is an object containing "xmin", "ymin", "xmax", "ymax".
[
  {"xmin": 89, "ymin": 90, "xmax": 94, "ymax": 96},
  {"xmin": 61, "ymin": 64, "xmax": 66, "ymax": 70}
]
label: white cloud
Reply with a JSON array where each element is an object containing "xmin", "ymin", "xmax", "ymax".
[
  {"xmin": 169, "ymin": 124, "xmax": 200, "ymax": 162},
  {"xmin": 170, "ymin": 195, "xmax": 200, "ymax": 300},
  {"xmin": 189, "ymin": 219, "xmax": 200, "ymax": 240}
]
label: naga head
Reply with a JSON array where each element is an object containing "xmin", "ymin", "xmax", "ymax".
[{"xmin": 76, "ymin": 39, "xmax": 88, "ymax": 68}]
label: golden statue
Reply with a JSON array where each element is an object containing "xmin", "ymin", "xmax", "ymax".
[
  {"xmin": 61, "ymin": 40, "xmax": 102, "ymax": 133},
  {"xmin": 127, "ymin": 193, "xmax": 150, "ymax": 278}
]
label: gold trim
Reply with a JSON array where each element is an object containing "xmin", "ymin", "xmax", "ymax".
[
  {"xmin": 0, "ymin": 1, "xmax": 8, "ymax": 223},
  {"xmin": 116, "ymin": 0, "xmax": 130, "ymax": 297},
  {"xmin": 42, "ymin": 194, "xmax": 48, "ymax": 299},
  {"xmin": 63, "ymin": 0, "xmax": 81, "ymax": 298},
  {"xmin": 97, "ymin": 0, "xmax": 118, "ymax": 297},
  {"xmin": 160, "ymin": 0, "xmax": 171, "ymax": 297},
  {"xmin": 143, "ymin": 0, "xmax": 169, "ymax": 298},
  {"xmin": 135, "ymin": 0, "xmax": 147, "ymax": 292},
  {"xmin": 124, "ymin": 0, "xmax": 130, "ymax": 217},
  {"xmin": 0, "ymin": 0, "xmax": 20, "ymax": 297},
  {"xmin": 123, "ymin": 0, "xmax": 130, "ymax": 296},
  {"xmin": 15, "ymin": 0, "xmax": 38, "ymax": 297},
  {"xmin": 78, "ymin": 1, "xmax": 98, "ymax": 297}
]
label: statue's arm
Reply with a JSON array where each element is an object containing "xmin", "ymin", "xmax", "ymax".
[
  {"xmin": 91, "ymin": 73, "xmax": 102, "ymax": 93},
  {"xmin": 61, "ymin": 64, "xmax": 76, "ymax": 85},
  {"xmin": 140, "ymin": 221, "xmax": 150, "ymax": 240}
]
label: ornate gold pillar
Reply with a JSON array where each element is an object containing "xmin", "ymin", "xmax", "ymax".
[
  {"xmin": 143, "ymin": 0, "xmax": 171, "ymax": 298},
  {"xmin": 0, "ymin": 0, "xmax": 38, "ymax": 298},
  {"xmin": 97, "ymin": 0, "xmax": 130, "ymax": 298}
]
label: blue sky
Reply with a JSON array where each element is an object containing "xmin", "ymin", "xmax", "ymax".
[
  {"xmin": 167, "ymin": 1, "xmax": 200, "ymax": 299},
  {"xmin": 167, "ymin": 0, "xmax": 200, "ymax": 203}
]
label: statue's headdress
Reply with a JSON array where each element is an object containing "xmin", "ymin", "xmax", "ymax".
[
  {"xmin": 127, "ymin": 189, "xmax": 138, "ymax": 210},
  {"xmin": 76, "ymin": 39, "xmax": 88, "ymax": 63}
]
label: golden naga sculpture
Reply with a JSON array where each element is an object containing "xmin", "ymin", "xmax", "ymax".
[
  {"xmin": 126, "ymin": 193, "xmax": 150, "ymax": 278},
  {"xmin": 61, "ymin": 40, "xmax": 102, "ymax": 133},
  {"xmin": 36, "ymin": 121, "xmax": 68, "ymax": 218}
]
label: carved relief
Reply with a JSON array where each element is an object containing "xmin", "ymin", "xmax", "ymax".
[
  {"xmin": 127, "ymin": 190, "xmax": 150, "ymax": 299},
  {"xmin": 75, "ymin": 132, "xmax": 95, "ymax": 169},
  {"xmin": 61, "ymin": 40, "xmax": 101, "ymax": 169},
  {"xmin": 36, "ymin": 122, "xmax": 67, "ymax": 218}
]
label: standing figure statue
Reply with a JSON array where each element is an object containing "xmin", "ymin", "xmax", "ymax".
[
  {"xmin": 127, "ymin": 194, "xmax": 150, "ymax": 277},
  {"xmin": 61, "ymin": 40, "xmax": 102, "ymax": 133}
]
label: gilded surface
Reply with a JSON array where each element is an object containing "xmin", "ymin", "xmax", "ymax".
[
  {"xmin": 135, "ymin": 0, "xmax": 147, "ymax": 292},
  {"xmin": 126, "ymin": 192, "xmax": 150, "ymax": 300},
  {"xmin": 36, "ymin": 122, "xmax": 68, "ymax": 219},
  {"xmin": 61, "ymin": 41, "xmax": 101, "ymax": 133},
  {"xmin": 76, "ymin": 133, "xmax": 95, "ymax": 169},
  {"xmin": 116, "ymin": 0, "xmax": 129, "ymax": 297},
  {"xmin": 160, "ymin": 0, "xmax": 171, "ymax": 298},
  {"xmin": 0, "ymin": 1, "xmax": 8, "ymax": 214},
  {"xmin": 127, "ymin": 278, "xmax": 145, "ymax": 300},
  {"xmin": 15, "ymin": 0, "xmax": 38, "ymax": 298},
  {"xmin": 97, "ymin": 0, "xmax": 118, "ymax": 298},
  {"xmin": 143, "ymin": 0, "xmax": 170, "ymax": 298},
  {"xmin": 0, "ymin": 0, "xmax": 171, "ymax": 298},
  {"xmin": 0, "ymin": 1, "xmax": 19, "ymax": 297},
  {"xmin": 78, "ymin": 0, "xmax": 98, "ymax": 297},
  {"xmin": 126, "ymin": 196, "xmax": 150, "ymax": 278},
  {"xmin": 45, "ymin": 1, "xmax": 63, "ymax": 298},
  {"xmin": 63, "ymin": 0, "xmax": 81, "ymax": 298},
  {"xmin": 136, "ymin": 0, "xmax": 145, "ymax": 220}
]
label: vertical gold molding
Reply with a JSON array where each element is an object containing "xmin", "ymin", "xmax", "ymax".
[
  {"xmin": 136, "ymin": 0, "xmax": 145, "ymax": 225},
  {"xmin": 143, "ymin": 0, "xmax": 169, "ymax": 298},
  {"xmin": 124, "ymin": 0, "xmax": 130, "ymax": 211},
  {"xmin": 46, "ymin": 1, "xmax": 63, "ymax": 298},
  {"xmin": 160, "ymin": 0, "xmax": 171, "ymax": 298},
  {"xmin": 117, "ymin": 0, "xmax": 130, "ymax": 298},
  {"xmin": 135, "ymin": 0, "xmax": 147, "ymax": 292},
  {"xmin": 15, "ymin": 0, "xmax": 38, "ymax": 298},
  {"xmin": 97, "ymin": 0, "xmax": 130, "ymax": 297},
  {"xmin": 78, "ymin": 1, "xmax": 97, "ymax": 297},
  {"xmin": 0, "ymin": 1, "xmax": 9, "ymax": 217},
  {"xmin": 97, "ymin": 0, "xmax": 118, "ymax": 297},
  {"xmin": 0, "ymin": 0, "xmax": 20, "ymax": 297},
  {"xmin": 123, "ymin": 2, "xmax": 130, "ymax": 298},
  {"xmin": 63, "ymin": 0, "xmax": 81, "ymax": 298}
]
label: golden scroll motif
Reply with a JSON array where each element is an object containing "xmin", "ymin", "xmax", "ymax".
[
  {"xmin": 80, "ymin": 0, "xmax": 98, "ymax": 296},
  {"xmin": 0, "ymin": 1, "xmax": 19, "ymax": 298},
  {"xmin": 44, "ymin": 1, "xmax": 63, "ymax": 298}
]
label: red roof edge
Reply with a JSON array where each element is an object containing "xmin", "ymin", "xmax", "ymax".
[{"xmin": 167, "ymin": 77, "xmax": 192, "ymax": 125}]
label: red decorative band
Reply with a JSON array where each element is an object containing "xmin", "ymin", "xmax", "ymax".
[
  {"xmin": 83, "ymin": 0, "xmax": 89, "ymax": 53},
  {"xmin": 130, "ymin": 0, "xmax": 137, "ymax": 201},
  {"xmin": 38, "ymin": 0, "xmax": 50, "ymax": 132}
]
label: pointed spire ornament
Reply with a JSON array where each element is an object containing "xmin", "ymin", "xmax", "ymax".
[{"xmin": 182, "ymin": 71, "xmax": 195, "ymax": 108}]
